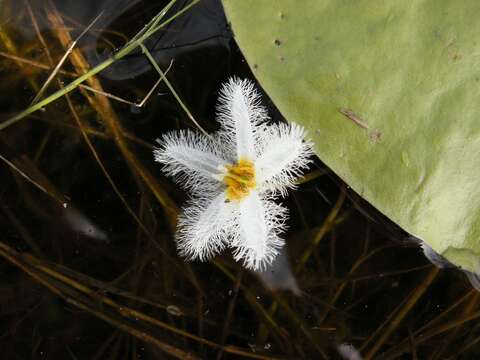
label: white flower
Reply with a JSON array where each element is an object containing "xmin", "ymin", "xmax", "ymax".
[{"xmin": 154, "ymin": 78, "xmax": 313, "ymax": 270}]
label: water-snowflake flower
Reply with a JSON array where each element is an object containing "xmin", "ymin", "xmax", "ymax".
[{"xmin": 154, "ymin": 78, "xmax": 313, "ymax": 270}]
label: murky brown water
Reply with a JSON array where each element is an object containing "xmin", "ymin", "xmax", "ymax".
[{"xmin": 0, "ymin": 1, "xmax": 478, "ymax": 359}]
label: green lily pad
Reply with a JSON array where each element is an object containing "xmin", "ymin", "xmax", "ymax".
[{"xmin": 222, "ymin": 0, "xmax": 480, "ymax": 273}]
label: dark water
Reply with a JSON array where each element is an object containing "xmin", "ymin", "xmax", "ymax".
[{"xmin": 0, "ymin": 1, "xmax": 479, "ymax": 359}]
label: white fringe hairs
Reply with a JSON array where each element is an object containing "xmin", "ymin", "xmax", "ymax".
[{"xmin": 154, "ymin": 77, "xmax": 314, "ymax": 270}]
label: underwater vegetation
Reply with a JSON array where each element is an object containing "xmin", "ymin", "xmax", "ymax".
[{"xmin": 0, "ymin": 0, "xmax": 479, "ymax": 359}]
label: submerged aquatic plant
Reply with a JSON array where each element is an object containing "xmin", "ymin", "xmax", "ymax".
[{"xmin": 154, "ymin": 78, "xmax": 313, "ymax": 270}]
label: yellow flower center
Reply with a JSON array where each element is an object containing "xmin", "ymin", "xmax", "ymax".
[{"xmin": 223, "ymin": 159, "xmax": 256, "ymax": 201}]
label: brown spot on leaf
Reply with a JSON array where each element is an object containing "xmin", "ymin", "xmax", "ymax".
[
  {"xmin": 452, "ymin": 53, "xmax": 462, "ymax": 61},
  {"xmin": 339, "ymin": 108, "xmax": 369, "ymax": 129},
  {"xmin": 369, "ymin": 129, "xmax": 382, "ymax": 143}
]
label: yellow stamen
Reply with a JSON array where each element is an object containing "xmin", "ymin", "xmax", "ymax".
[{"xmin": 223, "ymin": 159, "xmax": 256, "ymax": 201}]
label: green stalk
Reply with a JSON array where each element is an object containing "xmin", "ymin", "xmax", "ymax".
[
  {"xmin": 140, "ymin": 44, "xmax": 209, "ymax": 136},
  {"xmin": 0, "ymin": 0, "xmax": 200, "ymax": 131}
]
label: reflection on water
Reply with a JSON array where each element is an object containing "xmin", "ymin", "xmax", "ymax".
[
  {"xmin": 90, "ymin": 0, "xmax": 230, "ymax": 81},
  {"xmin": 255, "ymin": 247, "xmax": 301, "ymax": 295},
  {"xmin": 0, "ymin": 0, "xmax": 479, "ymax": 359},
  {"xmin": 63, "ymin": 206, "xmax": 109, "ymax": 242},
  {"xmin": 337, "ymin": 343, "xmax": 363, "ymax": 360}
]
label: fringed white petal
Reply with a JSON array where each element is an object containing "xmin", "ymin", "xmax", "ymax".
[
  {"xmin": 232, "ymin": 191, "xmax": 287, "ymax": 270},
  {"xmin": 153, "ymin": 77, "xmax": 313, "ymax": 270},
  {"xmin": 176, "ymin": 192, "xmax": 235, "ymax": 261},
  {"xmin": 216, "ymin": 77, "xmax": 269, "ymax": 160},
  {"xmin": 256, "ymin": 122, "xmax": 314, "ymax": 196},
  {"xmin": 153, "ymin": 130, "xmax": 228, "ymax": 193}
]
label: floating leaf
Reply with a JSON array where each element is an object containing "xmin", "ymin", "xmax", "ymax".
[{"xmin": 222, "ymin": 0, "xmax": 480, "ymax": 273}]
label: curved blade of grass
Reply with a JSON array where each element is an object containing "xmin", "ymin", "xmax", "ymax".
[
  {"xmin": 0, "ymin": 241, "xmax": 198, "ymax": 360},
  {"xmin": 0, "ymin": 0, "xmax": 200, "ymax": 131},
  {"xmin": 0, "ymin": 241, "xmax": 275, "ymax": 359},
  {"xmin": 140, "ymin": 44, "xmax": 209, "ymax": 136},
  {"xmin": 364, "ymin": 266, "xmax": 440, "ymax": 360},
  {"xmin": 296, "ymin": 188, "xmax": 346, "ymax": 273},
  {"xmin": 0, "ymin": 153, "xmax": 65, "ymax": 204},
  {"xmin": 29, "ymin": 10, "xmax": 104, "ymax": 105},
  {"xmin": 45, "ymin": 0, "xmax": 179, "ymax": 227}
]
